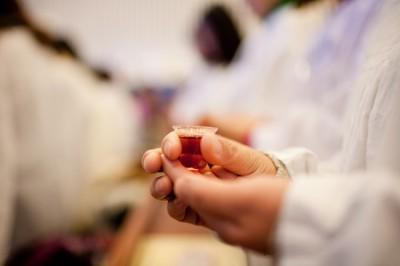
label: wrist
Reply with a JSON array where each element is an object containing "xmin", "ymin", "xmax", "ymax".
[{"xmin": 265, "ymin": 153, "xmax": 290, "ymax": 178}]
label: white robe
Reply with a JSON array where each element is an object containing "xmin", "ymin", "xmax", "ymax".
[
  {"xmin": 0, "ymin": 28, "xmax": 139, "ymax": 261},
  {"xmin": 250, "ymin": 0, "xmax": 383, "ymax": 160},
  {"xmin": 170, "ymin": 1, "xmax": 333, "ymax": 124},
  {"xmin": 275, "ymin": 0, "xmax": 400, "ymax": 265}
]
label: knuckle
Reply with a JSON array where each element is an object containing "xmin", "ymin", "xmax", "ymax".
[
  {"xmin": 174, "ymin": 177, "xmax": 192, "ymax": 198},
  {"xmin": 222, "ymin": 140, "xmax": 240, "ymax": 165},
  {"xmin": 220, "ymin": 139, "xmax": 263, "ymax": 175},
  {"xmin": 176, "ymin": 177, "xmax": 206, "ymax": 207},
  {"xmin": 255, "ymin": 152, "xmax": 276, "ymax": 175},
  {"xmin": 244, "ymin": 151, "xmax": 272, "ymax": 175},
  {"xmin": 248, "ymin": 153, "xmax": 264, "ymax": 173}
]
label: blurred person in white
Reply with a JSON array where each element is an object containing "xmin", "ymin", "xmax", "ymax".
[
  {"xmin": 142, "ymin": 0, "xmax": 400, "ymax": 264},
  {"xmin": 247, "ymin": 0, "xmax": 382, "ymax": 161},
  {"xmin": 203, "ymin": 0, "xmax": 382, "ymax": 162},
  {"xmin": 0, "ymin": 0, "xmax": 139, "ymax": 262},
  {"xmin": 170, "ymin": 0, "xmax": 333, "ymax": 126},
  {"xmin": 171, "ymin": 0, "xmax": 331, "ymax": 127},
  {"xmin": 170, "ymin": 0, "xmax": 332, "ymax": 119},
  {"xmin": 171, "ymin": 0, "xmax": 340, "ymax": 159},
  {"xmin": 169, "ymin": 4, "xmax": 243, "ymax": 125}
]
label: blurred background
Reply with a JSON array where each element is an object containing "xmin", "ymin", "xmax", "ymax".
[
  {"xmin": 2, "ymin": 0, "xmax": 380, "ymax": 265},
  {"xmin": 1, "ymin": 0, "xmax": 258, "ymax": 265},
  {"xmin": 23, "ymin": 0, "xmax": 255, "ymax": 86}
]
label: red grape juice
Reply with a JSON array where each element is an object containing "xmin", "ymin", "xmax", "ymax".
[{"xmin": 178, "ymin": 136, "xmax": 207, "ymax": 170}]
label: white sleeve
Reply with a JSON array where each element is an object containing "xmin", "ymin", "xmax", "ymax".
[
  {"xmin": 270, "ymin": 148, "xmax": 319, "ymax": 177},
  {"xmin": 0, "ymin": 61, "xmax": 16, "ymax": 262},
  {"xmin": 250, "ymin": 102, "xmax": 343, "ymax": 162},
  {"xmin": 276, "ymin": 171, "xmax": 400, "ymax": 266}
]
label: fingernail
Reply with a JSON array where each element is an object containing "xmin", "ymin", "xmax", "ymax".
[
  {"xmin": 163, "ymin": 140, "xmax": 173, "ymax": 156},
  {"xmin": 141, "ymin": 151, "xmax": 149, "ymax": 166},
  {"xmin": 155, "ymin": 179, "xmax": 165, "ymax": 198},
  {"xmin": 208, "ymin": 134, "xmax": 223, "ymax": 159}
]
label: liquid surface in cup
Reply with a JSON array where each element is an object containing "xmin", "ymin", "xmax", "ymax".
[{"xmin": 179, "ymin": 136, "xmax": 207, "ymax": 170}]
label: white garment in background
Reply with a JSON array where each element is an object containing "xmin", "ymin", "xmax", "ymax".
[
  {"xmin": 0, "ymin": 28, "xmax": 139, "ymax": 261},
  {"xmin": 251, "ymin": 0, "xmax": 382, "ymax": 160},
  {"xmin": 274, "ymin": 0, "xmax": 400, "ymax": 265},
  {"xmin": 170, "ymin": 1, "xmax": 333, "ymax": 125},
  {"xmin": 169, "ymin": 65, "xmax": 227, "ymax": 125},
  {"xmin": 225, "ymin": 0, "xmax": 334, "ymax": 117}
]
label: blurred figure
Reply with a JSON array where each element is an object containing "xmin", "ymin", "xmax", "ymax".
[
  {"xmin": 245, "ymin": 0, "xmax": 381, "ymax": 162},
  {"xmin": 195, "ymin": 5, "xmax": 242, "ymax": 65},
  {"xmin": 216, "ymin": 0, "xmax": 332, "ymax": 117},
  {"xmin": 170, "ymin": 0, "xmax": 333, "ymax": 133},
  {"xmin": 0, "ymin": 0, "xmax": 139, "ymax": 262},
  {"xmin": 201, "ymin": 0, "xmax": 381, "ymax": 162},
  {"xmin": 169, "ymin": 4, "xmax": 242, "ymax": 125}
]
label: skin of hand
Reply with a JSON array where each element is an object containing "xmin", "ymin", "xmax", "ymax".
[
  {"xmin": 200, "ymin": 114, "xmax": 264, "ymax": 143},
  {"xmin": 142, "ymin": 132, "xmax": 288, "ymax": 253},
  {"xmin": 246, "ymin": 0, "xmax": 280, "ymax": 17}
]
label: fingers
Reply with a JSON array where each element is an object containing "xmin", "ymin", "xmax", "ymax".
[
  {"xmin": 201, "ymin": 134, "xmax": 276, "ymax": 176},
  {"xmin": 142, "ymin": 130, "xmax": 181, "ymax": 173},
  {"xmin": 161, "ymin": 132, "xmax": 181, "ymax": 161},
  {"xmin": 211, "ymin": 166, "xmax": 238, "ymax": 180},
  {"xmin": 142, "ymin": 148, "xmax": 162, "ymax": 173},
  {"xmin": 150, "ymin": 175, "xmax": 173, "ymax": 200},
  {"xmin": 161, "ymin": 155, "xmax": 198, "ymax": 183},
  {"xmin": 167, "ymin": 199, "xmax": 203, "ymax": 225},
  {"xmin": 161, "ymin": 156, "xmax": 234, "ymax": 218},
  {"xmin": 167, "ymin": 198, "xmax": 188, "ymax": 221}
]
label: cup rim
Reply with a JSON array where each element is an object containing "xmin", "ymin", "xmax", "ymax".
[{"xmin": 172, "ymin": 125, "xmax": 218, "ymax": 137}]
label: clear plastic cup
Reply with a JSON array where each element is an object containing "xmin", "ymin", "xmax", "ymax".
[{"xmin": 173, "ymin": 125, "xmax": 218, "ymax": 170}]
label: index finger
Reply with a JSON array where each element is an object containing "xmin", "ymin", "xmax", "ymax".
[
  {"xmin": 161, "ymin": 131, "xmax": 182, "ymax": 161},
  {"xmin": 161, "ymin": 155, "xmax": 236, "ymax": 218}
]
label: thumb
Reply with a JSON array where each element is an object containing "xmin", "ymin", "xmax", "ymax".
[{"xmin": 201, "ymin": 134, "xmax": 276, "ymax": 176}]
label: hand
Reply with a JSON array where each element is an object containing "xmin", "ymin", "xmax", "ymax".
[
  {"xmin": 141, "ymin": 132, "xmax": 281, "ymax": 252},
  {"xmin": 142, "ymin": 131, "xmax": 277, "ymax": 200},
  {"xmin": 161, "ymin": 157, "xmax": 288, "ymax": 254}
]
